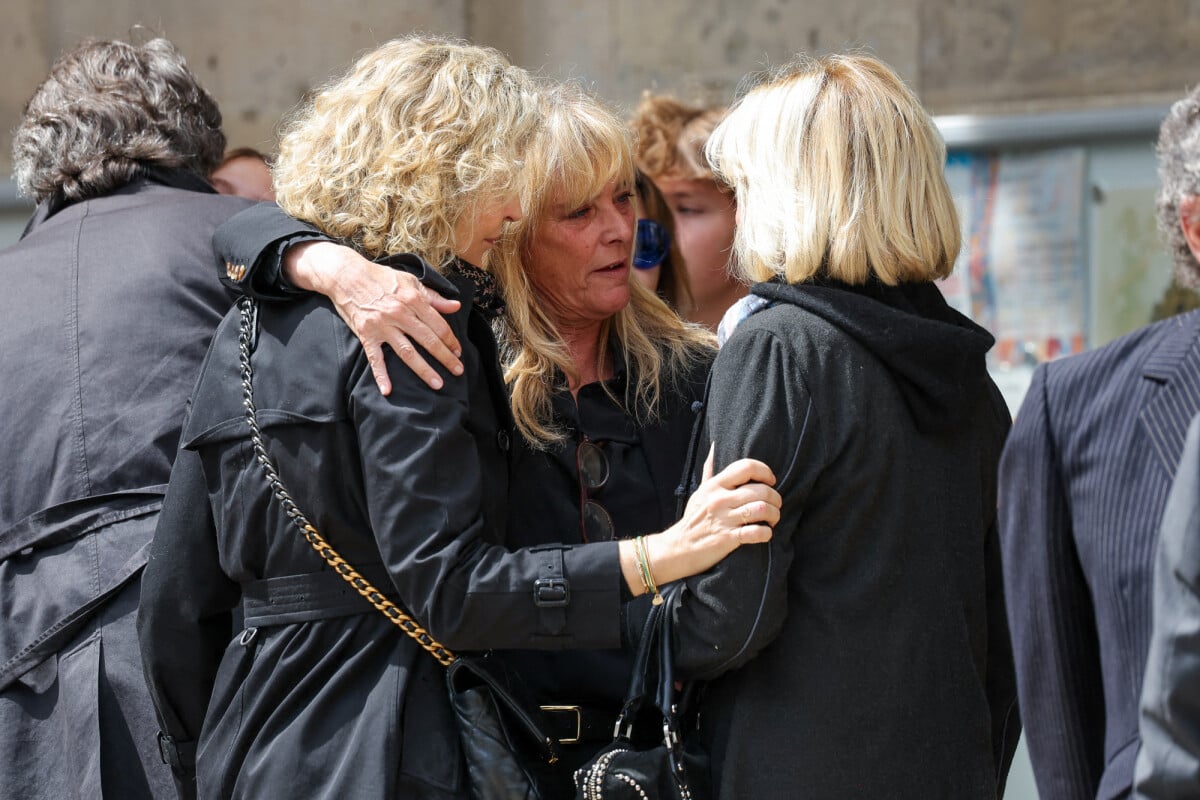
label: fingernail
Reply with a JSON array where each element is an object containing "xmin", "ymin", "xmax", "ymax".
[
  {"xmin": 452, "ymin": 364, "xmax": 464, "ymax": 375},
  {"xmin": 431, "ymin": 377, "xmax": 443, "ymax": 389},
  {"xmin": 453, "ymin": 348, "xmax": 462, "ymax": 357}
]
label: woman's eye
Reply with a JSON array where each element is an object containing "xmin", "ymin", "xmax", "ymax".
[
  {"xmin": 616, "ymin": 191, "xmax": 635, "ymax": 205},
  {"xmin": 567, "ymin": 206, "xmax": 592, "ymax": 220}
]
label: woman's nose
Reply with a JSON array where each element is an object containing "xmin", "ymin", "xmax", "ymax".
[
  {"xmin": 502, "ymin": 195, "xmax": 523, "ymax": 223},
  {"xmin": 600, "ymin": 203, "xmax": 633, "ymax": 244}
]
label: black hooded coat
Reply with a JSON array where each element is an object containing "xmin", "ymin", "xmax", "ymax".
[{"xmin": 672, "ymin": 278, "xmax": 1021, "ymax": 799}]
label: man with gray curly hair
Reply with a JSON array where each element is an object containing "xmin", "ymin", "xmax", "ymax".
[
  {"xmin": 0, "ymin": 37, "xmax": 251, "ymax": 799},
  {"xmin": 1134, "ymin": 85, "xmax": 1200, "ymax": 800},
  {"xmin": 999, "ymin": 83, "xmax": 1200, "ymax": 800}
]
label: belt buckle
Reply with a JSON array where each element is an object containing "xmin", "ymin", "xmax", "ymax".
[{"xmin": 540, "ymin": 704, "xmax": 582, "ymax": 745}]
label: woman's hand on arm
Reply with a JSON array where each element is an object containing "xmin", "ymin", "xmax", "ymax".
[
  {"xmin": 618, "ymin": 448, "xmax": 781, "ymax": 595},
  {"xmin": 284, "ymin": 240, "xmax": 465, "ymax": 393}
]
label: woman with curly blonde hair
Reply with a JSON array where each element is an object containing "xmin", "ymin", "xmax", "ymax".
[{"xmin": 139, "ymin": 36, "xmax": 779, "ymax": 800}]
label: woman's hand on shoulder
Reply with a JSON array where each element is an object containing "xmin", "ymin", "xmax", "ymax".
[
  {"xmin": 284, "ymin": 240, "xmax": 465, "ymax": 394},
  {"xmin": 620, "ymin": 448, "xmax": 781, "ymax": 594}
]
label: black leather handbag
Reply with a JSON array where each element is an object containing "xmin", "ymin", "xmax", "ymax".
[
  {"xmin": 573, "ymin": 583, "xmax": 711, "ymax": 800},
  {"xmin": 446, "ymin": 655, "xmax": 560, "ymax": 800},
  {"xmin": 235, "ymin": 297, "xmax": 558, "ymax": 800}
]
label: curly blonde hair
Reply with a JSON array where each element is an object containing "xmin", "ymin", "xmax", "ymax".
[
  {"xmin": 273, "ymin": 36, "xmax": 538, "ymax": 263},
  {"xmin": 630, "ymin": 93, "xmax": 727, "ymax": 185},
  {"xmin": 707, "ymin": 53, "xmax": 961, "ymax": 287},
  {"xmin": 490, "ymin": 83, "xmax": 715, "ymax": 446}
]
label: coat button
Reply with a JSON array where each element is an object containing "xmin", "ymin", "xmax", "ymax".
[
  {"xmin": 496, "ymin": 430, "xmax": 511, "ymax": 452},
  {"xmin": 691, "ymin": 400, "xmax": 703, "ymax": 413}
]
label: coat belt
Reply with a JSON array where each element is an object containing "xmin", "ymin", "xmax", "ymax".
[
  {"xmin": 0, "ymin": 485, "xmax": 167, "ymax": 563},
  {"xmin": 241, "ymin": 564, "xmax": 401, "ymax": 627}
]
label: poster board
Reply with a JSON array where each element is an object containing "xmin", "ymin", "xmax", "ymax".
[{"xmin": 936, "ymin": 107, "xmax": 1172, "ymax": 415}]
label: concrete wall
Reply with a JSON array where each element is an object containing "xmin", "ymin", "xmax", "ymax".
[
  {"xmin": 3, "ymin": 0, "xmax": 1195, "ymax": 187},
  {"xmin": 1, "ymin": 0, "xmax": 469, "ymax": 183}
]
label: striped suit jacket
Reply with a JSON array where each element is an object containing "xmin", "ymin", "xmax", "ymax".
[{"xmin": 999, "ymin": 309, "xmax": 1200, "ymax": 800}]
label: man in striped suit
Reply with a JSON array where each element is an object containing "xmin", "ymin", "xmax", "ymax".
[{"xmin": 999, "ymin": 83, "xmax": 1200, "ymax": 800}]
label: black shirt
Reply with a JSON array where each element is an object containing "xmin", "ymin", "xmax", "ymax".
[{"xmin": 504, "ymin": 349, "xmax": 663, "ymax": 706}]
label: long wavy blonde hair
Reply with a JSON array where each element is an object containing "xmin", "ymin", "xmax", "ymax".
[
  {"xmin": 273, "ymin": 36, "xmax": 538, "ymax": 263},
  {"xmin": 490, "ymin": 83, "xmax": 715, "ymax": 447}
]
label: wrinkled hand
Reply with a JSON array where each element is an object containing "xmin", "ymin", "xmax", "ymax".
[
  {"xmin": 646, "ymin": 448, "xmax": 781, "ymax": 585},
  {"xmin": 284, "ymin": 241, "xmax": 464, "ymax": 393}
]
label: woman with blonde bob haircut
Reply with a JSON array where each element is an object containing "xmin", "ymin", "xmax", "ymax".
[
  {"xmin": 142, "ymin": 36, "xmax": 781, "ymax": 800},
  {"xmin": 711, "ymin": 53, "xmax": 961, "ymax": 288},
  {"xmin": 668, "ymin": 53, "xmax": 1021, "ymax": 799}
]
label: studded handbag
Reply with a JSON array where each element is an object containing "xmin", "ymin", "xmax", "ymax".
[{"xmin": 573, "ymin": 582, "xmax": 711, "ymax": 800}]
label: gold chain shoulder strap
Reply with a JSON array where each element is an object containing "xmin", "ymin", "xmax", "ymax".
[{"xmin": 236, "ymin": 297, "xmax": 456, "ymax": 667}]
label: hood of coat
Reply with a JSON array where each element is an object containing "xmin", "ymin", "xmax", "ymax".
[{"xmin": 751, "ymin": 277, "xmax": 996, "ymax": 433}]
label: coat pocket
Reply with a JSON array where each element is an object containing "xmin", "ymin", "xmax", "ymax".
[
  {"xmin": 0, "ymin": 629, "xmax": 103, "ymax": 800},
  {"xmin": 399, "ymin": 654, "xmax": 463, "ymax": 793},
  {"xmin": 196, "ymin": 627, "xmax": 261, "ymax": 798}
]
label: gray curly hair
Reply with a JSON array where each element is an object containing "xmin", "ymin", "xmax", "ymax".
[
  {"xmin": 1157, "ymin": 84, "xmax": 1200, "ymax": 287},
  {"xmin": 13, "ymin": 37, "xmax": 225, "ymax": 203}
]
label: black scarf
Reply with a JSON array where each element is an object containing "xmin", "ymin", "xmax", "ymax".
[{"xmin": 447, "ymin": 260, "xmax": 506, "ymax": 318}]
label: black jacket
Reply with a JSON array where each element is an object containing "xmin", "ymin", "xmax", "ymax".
[
  {"xmin": 204, "ymin": 202, "xmax": 714, "ymax": 796},
  {"xmin": 0, "ymin": 173, "xmax": 250, "ymax": 800},
  {"xmin": 1000, "ymin": 310, "xmax": 1200, "ymax": 800},
  {"xmin": 137, "ymin": 256, "xmax": 636, "ymax": 799},
  {"xmin": 674, "ymin": 278, "xmax": 1020, "ymax": 799}
]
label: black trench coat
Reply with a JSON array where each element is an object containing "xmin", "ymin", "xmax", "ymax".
[
  {"xmin": 138, "ymin": 257, "xmax": 630, "ymax": 800},
  {"xmin": 0, "ymin": 173, "xmax": 250, "ymax": 800}
]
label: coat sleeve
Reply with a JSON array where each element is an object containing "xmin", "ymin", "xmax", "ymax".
[
  {"xmin": 211, "ymin": 202, "xmax": 330, "ymax": 300},
  {"xmin": 347, "ymin": 313, "xmax": 627, "ymax": 652},
  {"xmin": 999, "ymin": 363, "xmax": 1105, "ymax": 800},
  {"xmin": 1135, "ymin": 414, "xmax": 1200, "ymax": 800},
  {"xmin": 137, "ymin": 442, "xmax": 242, "ymax": 800},
  {"xmin": 672, "ymin": 327, "xmax": 819, "ymax": 679}
]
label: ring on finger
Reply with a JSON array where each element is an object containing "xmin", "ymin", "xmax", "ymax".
[{"xmin": 740, "ymin": 504, "xmax": 752, "ymax": 525}]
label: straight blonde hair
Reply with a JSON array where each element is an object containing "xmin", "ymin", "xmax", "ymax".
[
  {"xmin": 707, "ymin": 53, "xmax": 961, "ymax": 287},
  {"xmin": 490, "ymin": 83, "xmax": 714, "ymax": 446},
  {"xmin": 273, "ymin": 35, "xmax": 538, "ymax": 263}
]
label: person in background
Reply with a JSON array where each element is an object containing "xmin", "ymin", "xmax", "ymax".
[
  {"xmin": 670, "ymin": 53, "xmax": 1020, "ymax": 798},
  {"xmin": 141, "ymin": 46, "xmax": 781, "ymax": 799},
  {"xmin": 210, "ymin": 146, "xmax": 275, "ymax": 201},
  {"xmin": 632, "ymin": 170, "xmax": 693, "ymax": 313},
  {"xmin": 631, "ymin": 93, "xmax": 745, "ymax": 330},
  {"xmin": 0, "ymin": 37, "xmax": 251, "ymax": 799},
  {"xmin": 1127, "ymin": 82, "xmax": 1200, "ymax": 800},
  {"xmin": 1000, "ymin": 81, "xmax": 1200, "ymax": 800}
]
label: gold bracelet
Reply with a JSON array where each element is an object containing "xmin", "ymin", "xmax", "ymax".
[
  {"xmin": 635, "ymin": 535, "xmax": 663, "ymax": 606},
  {"xmin": 633, "ymin": 536, "xmax": 652, "ymax": 594}
]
